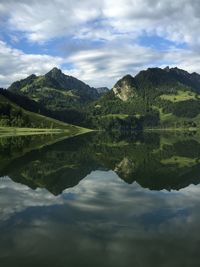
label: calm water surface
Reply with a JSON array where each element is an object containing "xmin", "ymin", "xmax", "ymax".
[{"xmin": 0, "ymin": 132, "xmax": 200, "ymax": 267}]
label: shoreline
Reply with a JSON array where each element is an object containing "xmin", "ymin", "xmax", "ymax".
[
  {"xmin": 0, "ymin": 126, "xmax": 93, "ymax": 138},
  {"xmin": 144, "ymin": 127, "xmax": 197, "ymax": 132}
]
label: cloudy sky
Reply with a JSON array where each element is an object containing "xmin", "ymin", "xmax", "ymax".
[{"xmin": 1, "ymin": 0, "xmax": 200, "ymax": 88}]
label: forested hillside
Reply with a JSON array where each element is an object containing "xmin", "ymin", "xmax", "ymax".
[{"xmin": 2, "ymin": 66, "xmax": 200, "ymax": 132}]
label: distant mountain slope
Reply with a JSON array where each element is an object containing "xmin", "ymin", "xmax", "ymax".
[
  {"xmin": 96, "ymin": 87, "xmax": 109, "ymax": 95},
  {"xmin": 8, "ymin": 67, "xmax": 100, "ymax": 110}
]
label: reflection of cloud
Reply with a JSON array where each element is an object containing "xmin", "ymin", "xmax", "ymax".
[
  {"xmin": 1, "ymin": 171, "xmax": 200, "ymax": 266},
  {"xmin": 0, "ymin": 176, "xmax": 64, "ymax": 221},
  {"xmin": 2, "ymin": 171, "xmax": 200, "ymax": 228}
]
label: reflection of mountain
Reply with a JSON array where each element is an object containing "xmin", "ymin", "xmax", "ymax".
[
  {"xmin": 117, "ymin": 141, "xmax": 200, "ymax": 190},
  {"xmin": 100, "ymin": 135, "xmax": 200, "ymax": 191},
  {"xmin": 0, "ymin": 134, "xmax": 99, "ymax": 195},
  {"xmin": 1, "ymin": 132, "xmax": 200, "ymax": 193},
  {"xmin": 0, "ymin": 134, "xmax": 70, "ymax": 171}
]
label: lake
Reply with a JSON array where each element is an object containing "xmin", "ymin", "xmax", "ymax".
[{"xmin": 0, "ymin": 131, "xmax": 200, "ymax": 267}]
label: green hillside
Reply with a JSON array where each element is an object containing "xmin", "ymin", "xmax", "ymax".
[
  {"xmin": 0, "ymin": 94, "xmax": 91, "ymax": 137},
  {"xmin": 159, "ymin": 90, "xmax": 198, "ymax": 102}
]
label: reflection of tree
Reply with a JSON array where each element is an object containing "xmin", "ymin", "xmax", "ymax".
[{"xmin": 1, "ymin": 132, "xmax": 200, "ymax": 194}]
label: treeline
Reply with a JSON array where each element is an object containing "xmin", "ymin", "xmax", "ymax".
[
  {"xmin": 0, "ymin": 88, "xmax": 86, "ymax": 126},
  {"xmin": 155, "ymin": 98, "xmax": 200, "ymax": 118},
  {"xmin": 84, "ymin": 111, "xmax": 160, "ymax": 132},
  {"xmin": 88, "ymin": 91, "xmax": 148, "ymax": 116},
  {"xmin": 0, "ymin": 102, "xmax": 31, "ymax": 127}
]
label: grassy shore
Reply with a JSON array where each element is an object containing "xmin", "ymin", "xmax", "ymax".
[
  {"xmin": 0, "ymin": 126, "xmax": 93, "ymax": 138},
  {"xmin": 144, "ymin": 127, "xmax": 197, "ymax": 132}
]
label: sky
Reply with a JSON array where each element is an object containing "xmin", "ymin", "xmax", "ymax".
[{"xmin": 1, "ymin": 0, "xmax": 200, "ymax": 88}]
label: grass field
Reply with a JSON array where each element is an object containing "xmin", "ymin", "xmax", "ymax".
[
  {"xmin": 161, "ymin": 156, "xmax": 197, "ymax": 168},
  {"xmin": 0, "ymin": 126, "xmax": 92, "ymax": 137},
  {"xmin": 101, "ymin": 114, "xmax": 130, "ymax": 119},
  {"xmin": 160, "ymin": 90, "xmax": 197, "ymax": 102},
  {"xmin": 152, "ymin": 105, "xmax": 200, "ymax": 128}
]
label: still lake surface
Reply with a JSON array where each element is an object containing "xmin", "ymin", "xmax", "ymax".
[{"xmin": 0, "ymin": 132, "xmax": 200, "ymax": 267}]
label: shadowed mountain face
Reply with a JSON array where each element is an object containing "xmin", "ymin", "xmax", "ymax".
[{"xmin": 1, "ymin": 132, "xmax": 200, "ymax": 194}]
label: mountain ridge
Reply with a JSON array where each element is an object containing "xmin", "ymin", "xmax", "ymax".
[
  {"xmin": 3, "ymin": 66, "xmax": 200, "ymax": 131},
  {"xmin": 112, "ymin": 66, "xmax": 200, "ymax": 102},
  {"xmin": 8, "ymin": 68, "xmax": 100, "ymax": 111}
]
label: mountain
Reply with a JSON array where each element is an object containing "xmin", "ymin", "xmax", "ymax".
[
  {"xmin": 8, "ymin": 67, "xmax": 100, "ymax": 111},
  {"xmin": 5, "ymin": 66, "xmax": 200, "ymax": 131},
  {"xmin": 96, "ymin": 87, "xmax": 109, "ymax": 95},
  {"xmin": 112, "ymin": 67, "xmax": 200, "ymax": 101},
  {"xmin": 88, "ymin": 67, "xmax": 200, "ymax": 130},
  {"xmin": 112, "ymin": 67, "xmax": 196, "ymax": 101},
  {"xmin": 165, "ymin": 67, "xmax": 200, "ymax": 91}
]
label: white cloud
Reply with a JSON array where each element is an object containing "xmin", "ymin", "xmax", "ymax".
[
  {"xmin": 1, "ymin": 0, "xmax": 200, "ymax": 87},
  {"xmin": 0, "ymin": 0, "xmax": 200, "ymax": 46},
  {"xmin": 163, "ymin": 48, "xmax": 200, "ymax": 74},
  {"xmin": 64, "ymin": 44, "xmax": 200, "ymax": 88},
  {"xmin": 103, "ymin": 0, "xmax": 200, "ymax": 46},
  {"xmin": 0, "ymin": 41, "xmax": 63, "ymax": 88},
  {"xmin": 65, "ymin": 43, "xmax": 162, "ymax": 87},
  {"xmin": 1, "ymin": 0, "xmax": 102, "ymax": 42}
]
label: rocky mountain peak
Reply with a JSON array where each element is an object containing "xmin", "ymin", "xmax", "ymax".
[
  {"xmin": 164, "ymin": 66, "xmax": 170, "ymax": 72},
  {"xmin": 45, "ymin": 67, "xmax": 64, "ymax": 79},
  {"xmin": 112, "ymin": 74, "xmax": 137, "ymax": 101}
]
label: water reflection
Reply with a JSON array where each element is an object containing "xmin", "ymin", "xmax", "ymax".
[
  {"xmin": 1, "ymin": 132, "xmax": 200, "ymax": 193},
  {"xmin": 0, "ymin": 132, "xmax": 200, "ymax": 266}
]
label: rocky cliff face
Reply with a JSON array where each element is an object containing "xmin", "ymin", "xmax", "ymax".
[{"xmin": 112, "ymin": 75, "xmax": 137, "ymax": 101}]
